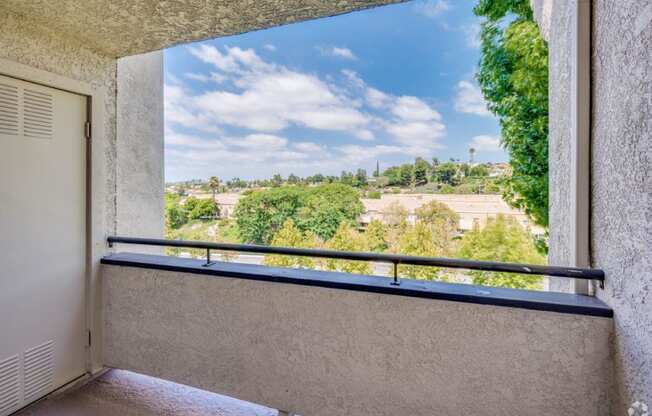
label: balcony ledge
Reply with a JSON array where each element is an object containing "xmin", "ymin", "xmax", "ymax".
[{"xmin": 101, "ymin": 252, "xmax": 612, "ymax": 318}]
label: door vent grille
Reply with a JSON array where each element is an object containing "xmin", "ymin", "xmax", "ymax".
[
  {"xmin": 23, "ymin": 340, "xmax": 54, "ymax": 403},
  {"xmin": 23, "ymin": 89, "xmax": 53, "ymax": 139},
  {"xmin": 0, "ymin": 83, "xmax": 19, "ymax": 136},
  {"xmin": 0, "ymin": 355, "xmax": 19, "ymax": 416}
]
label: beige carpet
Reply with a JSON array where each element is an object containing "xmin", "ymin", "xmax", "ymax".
[{"xmin": 15, "ymin": 369, "xmax": 278, "ymax": 416}]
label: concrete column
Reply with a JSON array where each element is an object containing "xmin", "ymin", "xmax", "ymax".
[{"xmin": 116, "ymin": 50, "xmax": 165, "ymax": 242}]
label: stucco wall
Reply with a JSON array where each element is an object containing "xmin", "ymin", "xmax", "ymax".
[
  {"xmin": 591, "ymin": 1, "xmax": 652, "ymax": 411},
  {"xmin": 532, "ymin": 0, "xmax": 652, "ymax": 411},
  {"xmin": 117, "ymin": 51, "xmax": 165, "ymax": 241},
  {"xmin": 531, "ymin": 0, "xmax": 574, "ymax": 293},
  {"xmin": 0, "ymin": 8, "xmax": 117, "ymax": 237},
  {"xmin": 102, "ymin": 265, "xmax": 612, "ymax": 416}
]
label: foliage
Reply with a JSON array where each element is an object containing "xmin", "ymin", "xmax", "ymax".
[
  {"xmin": 185, "ymin": 196, "xmax": 219, "ymax": 220},
  {"xmin": 457, "ymin": 215, "xmax": 546, "ymax": 289},
  {"xmin": 433, "ymin": 162, "xmax": 460, "ymax": 186},
  {"xmin": 382, "ymin": 201, "xmax": 409, "ymax": 227},
  {"xmin": 383, "ymin": 166, "xmax": 401, "ymax": 186},
  {"xmin": 296, "ymin": 183, "xmax": 364, "ymax": 240},
  {"xmin": 475, "ymin": 0, "xmax": 549, "ymax": 227},
  {"xmin": 469, "ymin": 165, "xmax": 489, "ymax": 177},
  {"xmin": 393, "ymin": 222, "xmax": 441, "ymax": 280},
  {"xmin": 165, "ymin": 192, "xmax": 188, "ymax": 229},
  {"xmin": 264, "ymin": 219, "xmax": 317, "ymax": 269},
  {"xmin": 390, "ymin": 202, "xmax": 461, "ymax": 280},
  {"xmin": 234, "ymin": 183, "xmax": 363, "ymax": 244},
  {"xmin": 415, "ymin": 200, "xmax": 459, "ymax": 227},
  {"xmin": 208, "ymin": 176, "xmax": 220, "ymax": 197},
  {"xmin": 414, "ymin": 157, "xmax": 430, "ymax": 186},
  {"xmin": 324, "ymin": 223, "xmax": 372, "ymax": 275},
  {"xmin": 399, "ymin": 163, "xmax": 414, "ymax": 187},
  {"xmin": 365, "ymin": 220, "xmax": 389, "ymax": 252},
  {"xmin": 271, "ymin": 174, "xmax": 283, "ymax": 187},
  {"xmin": 366, "ymin": 190, "xmax": 382, "ymax": 199},
  {"xmin": 234, "ymin": 187, "xmax": 304, "ymax": 244}
]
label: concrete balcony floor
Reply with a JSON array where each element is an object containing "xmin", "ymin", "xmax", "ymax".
[{"xmin": 15, "ymin": 369, "xmax": 278, "ymax": 416}]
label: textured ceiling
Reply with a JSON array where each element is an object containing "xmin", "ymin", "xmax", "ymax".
[{"xmin": 1, "ymin": 0, "xmax": 404, "ymax": 58}]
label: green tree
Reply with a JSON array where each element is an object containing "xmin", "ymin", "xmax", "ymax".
[
  {"xmin": 287, "ymin": 173, "xmax": 300, "ymax": 185},
  {"xmin": 340, "ymin": 171, "xmax": 354, "ymax": 185},
  {"xmin": 234, "ymin": 187, "xmax": 304, "ymax": 244},
  {"xmin": 393, "ymin": 222, "xmax": 440, "ymax": 280},
  {"xmin": 433, "ymin": 162, "xmax": 460, "ymax": 186},
  {"xmin": 382, "ymin": 201, "xmax": 409, "ymax": 228},
  {"xmin": 414, "ymin": 157, "xmax": 430, "ymax": 186},
  {"xmin": 399, "ymin": 163, "xmax": 414, "ymax": 186},
  {"xmin": 234, "ymin": 184, "xmax": 363, "ymax": 244},
  {"xmin": 271, "ymin": 173, "xmax": 283, "ymax": 187},
  {"xmin": 264, "ymin": 219, "xmax": 317, "ymax": 269},
  {"xmin": 365, "ymin": 220, "xmax": 388, "ymax": 252},
  {"xmin": 469, "ymin": 164, "xmax": 490, "ymax": 177},
  {"xmin": 208, "ymin": 176, "xmax": 220, "ymax": 201},
  {"xmin": 325, "ymin": 223, "xmax": 372, "ymax": 275},
  {"xmin": 186, "ymin": 197, "xmax": 219, "ymax": 220},
  {"xmin": 383, "ymin": 166, "xmax": 401, "ymax": 186},
  {"xmin": 165, "ymin": 192, "xmax": 188, "ymax": 229},
  {"xmin": 457, "ymin": 215, "xmax": 546, "ymax": 289},
  {"xmin": 415, "ymin": 201, "xmax": 460, "ymax": 253},
  {"xmin": 355, "ymin": 168, "xmax": 368, "ymax": 187},
  {"xmin": 475, "ymin": 0, "xmax": 549, "ymax": 227},
  {"xmin": 296, "ymin": 183, "xmax": 364, "ymax": 240}
]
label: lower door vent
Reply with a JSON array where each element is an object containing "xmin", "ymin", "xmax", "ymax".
[
  {"xmin": 23, "ymin": 341, "xmax": 54, "ymax": 403},
  {"xmin": 0, "ymin": 355, "xmax": 19, "ymax": 416}
]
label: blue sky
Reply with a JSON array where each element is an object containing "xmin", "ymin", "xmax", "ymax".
[{"xmin": 164, "ymin": 0, "xmax": 506, "ymax": 182}]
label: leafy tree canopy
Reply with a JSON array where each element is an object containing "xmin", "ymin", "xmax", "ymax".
[
  {"xmin": 185, "ymin": 197, "xmax": 219, "ymax": 220},
  {"xmin": 264, "ymin": 219, "xmax": 317, "ymax": 269},
  {"xmin": 234, "ymin": 183, "xmax": 363, "ymax": 244},
  {"xmin": 325, "ymin": 223, "xmax": 372, "ymax": 275},
  {"xmin": 457, "ymin": 214, "xmax": 545, "ymax": 289},
  {"xmin": 475, "ymin": 0, "xmax": 549, "ymax": 227}
]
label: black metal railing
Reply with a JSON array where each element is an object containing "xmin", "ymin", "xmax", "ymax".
[{"xmin": 107, "ymin": 236, "xmax": 605, "ymax": 288}]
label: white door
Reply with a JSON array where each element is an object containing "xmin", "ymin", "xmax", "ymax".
[{"xmin": 0, "ymin": 74, "xmax": 87, "ymax": 415}]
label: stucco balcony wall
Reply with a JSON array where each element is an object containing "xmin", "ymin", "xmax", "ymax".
[{"xmin": 102, "ymin": 261, "xmax": 612, "ymax": 416}]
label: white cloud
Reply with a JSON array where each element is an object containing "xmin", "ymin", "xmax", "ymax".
[
  {"xmin": 462, "ymin": 23, "xmax": 481, "ymax": 48},
  {"xmin": 382, "ymin": 96, "xmax": 446, "ymax": 153},
  {"xmin": 470, "ymin": 135, "xmax": 501, "ymax": 152},
  {"xmin": 173, "ymin": 45, "xmax": 372, "ymax": 133},
  {"xmin": 414, "ymin": 0, "xmax": 451, "ymax": 18},
  {"xmin": 354, "ymin": 129, "xmax": 375, "ymax": 141},
  {"xmin": 185, "ymin": 72, "xmax": 227, "ymax": 84},
  {"xmin": 165, "ymin": 43, "xmax": 451, "ymax": 179},
  {"xmin": 319, "ymin": 46, "xmax": 357, "ymax": 60},
  {"xmin": 341, "ymin": 69, "xmax": 365, "ymax": 89},
  {"xmin": 165, "ymin": 84, "xmax": 223, "ymax": 133},
  {"xmin": 454, "ymin": 80, "xmax": 491, "ymax": 117},
  {"xmin": 391, "ymin": 96, "xmax": 442, "ymax": 122},
  {"xmin": 223, "ymin": 134, "xmax": 288, "ymax": 150},
  {"xmin": 188, "ymin": 44, "xmax": 271, "ymax": 74},
  {"xmin": 365, "ymin": 87, "xmax": 392, "ymax": 109},
  {"xmin": 264, "ymin": 44, "xmax": 277, "ymax": 51},
  {"xmin": 336, "ymin": 144, "xmax": 404, "ymax": 163},
  {"xmin": 293, "ymin": 142, "xmax": 324, "ymax": 153}
]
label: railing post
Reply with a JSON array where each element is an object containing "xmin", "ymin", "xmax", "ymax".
[
  {"xmin": 391, "ymin": 261, "xmax": 400, "ymax": 286},
  {"xmin": 203, "ymin": 248, "xmax": 214, "ymax": 267}
]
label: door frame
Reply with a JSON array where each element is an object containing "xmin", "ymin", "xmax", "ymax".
[{"xmin": 0, "ymin": 57, "xmax": 108, "ymax": 376}]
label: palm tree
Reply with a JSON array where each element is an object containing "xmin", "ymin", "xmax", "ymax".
[
  {"xmin": 469, "ymin": 147, "xmax": 476, "ymax": 164},
  {"xmin": 208, "ymin": 176, "xmax": 220, "ymax": 202}
]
